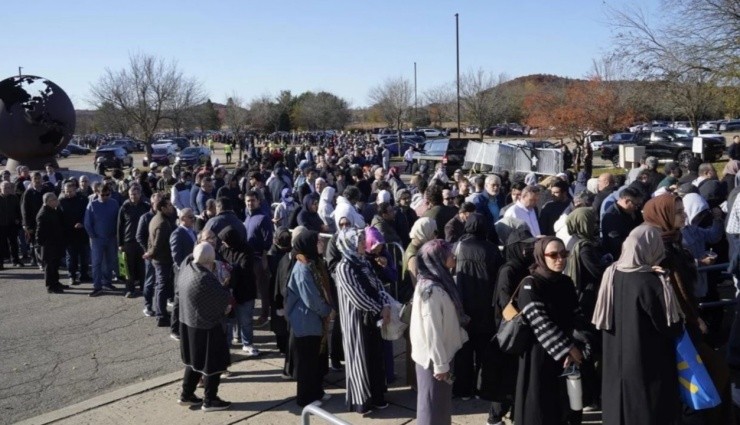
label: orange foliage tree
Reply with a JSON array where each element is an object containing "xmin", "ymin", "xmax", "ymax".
[{"xmin": 524, "ymin": 77, "xmax": 635, "ymax": 171}]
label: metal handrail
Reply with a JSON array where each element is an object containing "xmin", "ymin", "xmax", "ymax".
[
  {"xmin": 385, "ymin": 242, "xmax": 405, "ymax": 300},
  {"xmin": 301, "ymin": 404, "xmax": 351, "ymax": 425},
  {"xmin": 699, "ymin": 299, "xmax": 737, "ymax": 309}
]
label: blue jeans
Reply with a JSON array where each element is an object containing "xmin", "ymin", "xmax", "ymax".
[
  {"xmin": 234, "ymin": 300, "xmax": 255, "ymax": 346},
  {"xmin": 143, "ymin": 259, "xmax": 155, "ymax": 310},
  {"xmin": 90, "ymin": 238, "xmax": 116, "ymax": 289},
  {"xmin": 153, "ymin": 260, "xmax": 173, "ymax": 319}
]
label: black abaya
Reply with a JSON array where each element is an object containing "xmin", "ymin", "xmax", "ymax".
[{"xmin": 601, "ymin": 270, "xmax": 682, "ymax": 425}]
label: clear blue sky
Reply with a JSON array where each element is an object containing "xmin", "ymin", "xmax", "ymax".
[{"xmin": 1, "ymin": 0, "xmax": 658, "ymax": 109}]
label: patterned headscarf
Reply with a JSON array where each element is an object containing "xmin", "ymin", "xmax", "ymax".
[
  {"xmin": 336, "ymin": 227, "xmax": 368, "ymax": 267},
  {"xmin": 416, "ymin": 239, "xmax": 469, "ymax": 326}
]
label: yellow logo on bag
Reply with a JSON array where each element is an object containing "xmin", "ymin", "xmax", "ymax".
[{"xmin": 679, "ymin": 377, "xmax": 699, "ymax": 394}]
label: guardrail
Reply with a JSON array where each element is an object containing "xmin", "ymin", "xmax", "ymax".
[
  {"xmin": 464, "ymin": 141, "xmax": 564, "ymax": 176},
  {"xmin": 301, "ymin": 404, "xmax": 352, "ymax": 425}
]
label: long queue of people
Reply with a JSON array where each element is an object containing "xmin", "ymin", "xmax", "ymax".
[{"xmin": 4, "ymin": 139, "xmax": 740, "ymax": 424}]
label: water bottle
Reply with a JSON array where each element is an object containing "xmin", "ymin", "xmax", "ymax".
[{"xmin": 566, "ymin": 367, "xmax": 583, "ymax": 411}]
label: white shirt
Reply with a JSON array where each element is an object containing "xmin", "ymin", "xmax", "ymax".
[{"xmin": 504, "ymin": 201, "xmax": 541, "ymax": 236}]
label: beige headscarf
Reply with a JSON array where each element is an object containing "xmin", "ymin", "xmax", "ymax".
[
  {"xmin": 592, "ymin": 223, "xmax": 683, "ymax": 330},
  {"xmin": 409, "ymin": 217, "xmax": 437, "ymax": 243}
]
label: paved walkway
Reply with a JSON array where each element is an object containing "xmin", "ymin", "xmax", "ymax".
[{"xmin": 18, "ymin": 330, "xmax": 604, "ymax": 425}]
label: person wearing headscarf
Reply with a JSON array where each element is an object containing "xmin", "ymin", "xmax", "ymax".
[
  {"xmin": 524, "ymin": 172, "xmax": 538, "ymax": 187},
  {"xmin": 318, "ymin": 186, "xmax": 337, "ymax": 233},
  {"xmin": 410, "ymin": 239, "xmax": 469, "ymax": 425},
  {"xmin": 482, "ymin": 227, "xmax": 537, "ymax": 425},
  {"xmin": 177, "ymin": 242, "xmax": 232, "ymax": 411},
  {"xmin": 643, "ymin": 194, "xmax": 734, "ymax": 424},
  {"xmin": 452, "ymin": 213, "xmax": 504, "ymax": 400},
  {"xmin": 285, "ymin": 230, "xmax": 334, "ymax": 407},
  {"xmin": 681, "ymin": 193, "xmax": 724, "ymax": 298},
  {"xmin": 564, "ymin": 208, "xmax": 606, "ymax": 316},
  {"xmin": 273, "ymin": 187, "xmax": 296, "ymax": 231},
  {"xmin": 267, "ymin": 226, "xmax": 292, "ymax": 354},
  {"xmin": 402, "ymin": 217, "xmax": 437, "ymax": 289},
  {"xmin": 218, "ymin": 226, "xmax": 258, "ymax": 356},
  {"xmin": 297, "ymin": 192, "xmax": 325, "ymax": 232},
  {"xmin": 386, "ymin": 166, "xmax": 406, "ymax": 199},
  {"xmin": 334, "ymin": 227, "xmax": 395, "ymax": 414},
  {"xmin": 514, "ymin": 236, "xmax": 586, "ymax": 425},
  {"xmin": 593, "ymin": 224, "xmax": 682, "ymax": 425}
]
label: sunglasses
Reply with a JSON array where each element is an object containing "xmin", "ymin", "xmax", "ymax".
[{"xmin": 543, "ymin": 250, "xmax": 568, "ymax": 259}]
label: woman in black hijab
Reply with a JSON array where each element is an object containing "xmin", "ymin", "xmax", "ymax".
[
  {"xmin": 285, "ymin": 230, "xmax": 334, "ymax": 407},
  {"xmin": 482, "ymin": 227, "xmax": 536, "ymax": 424},
  {"xmin": 297, "ymin": 192, "xmax": 326, "ymax": 232},
  {"xmin": 268, "ymin": 227, "xmax": 292, "ymax": 354},
  {"xmin": 515, "ymin": 236, "xmax": 587, "ymax": 425},
  {"xmin": 453, "ymin": 213, "xmax": 504, "ymax": 399}
]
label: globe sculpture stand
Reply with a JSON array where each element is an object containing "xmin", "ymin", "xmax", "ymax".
[{"xmin": 0, "ymin": 75, "xmax": 76, "ymax": 171}]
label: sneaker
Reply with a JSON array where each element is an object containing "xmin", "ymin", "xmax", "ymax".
[
  {"xmin": 178, "ymin": 394, "xmax": 203, "ymax": 406},
  {"xmin": 461, "ymin": 396, "xmax": 472, "ymax": 401},
  {"xmin": 166, "ymin": 299, "xmax": 174, "ymax": 309},
  {"xmin": 102, "ymin": 284, "xmax": 116, "ymax": 291},
  {"xmin": 169, "ymin": 332, "xmax": 180, "ymax": 341},
  {"xmin": 486, "ymin": 422, "xmax": 504, "ymax": 425},
  {"xmin": 47, "ymin": 286, "xmax": 64, "ymax": 294},
  {"xmin": 242, "ymin": 345, "xmax": 260, "ymax": 357},
  {"xmin": 254, "ymin": 317, "xmax": 269, "ymax": 328},
  {"xmin": 70, "ymin": 278, "xmax": 80, "ymax": 286},
  {"xmin": 202, "ymin": 397, "xmax": 231, "ymax": 412},
  {"xmin": 142, "ymin": 308, "xmax": 155, "ymax": 317},
  {"xmin": 89, "ymin": 288, "xmax": 104, "ymax": 297},
  {"xmin": 124, "ymin": 291, "xmax": 136, "ymax": 299},
  {"xmin": 372, "ymin": 401, "xmax": 389, "ymax": 409}
]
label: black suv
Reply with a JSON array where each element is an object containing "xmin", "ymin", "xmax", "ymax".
[
  {"xmin": 412, "ymin": 138, "xmax": 470, "ymax": 176},
  {"xmin": 95, "ymin": 147, "xmax": 133, "ymax": 170},
  {"xmin": 600, "ymin": 130, "xmax": 725, "ymax": 167}
]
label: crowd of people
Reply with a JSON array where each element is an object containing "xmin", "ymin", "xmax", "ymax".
[{"xmin": 3, "ymin": 134, "xmax": 740, "ymax": 424}]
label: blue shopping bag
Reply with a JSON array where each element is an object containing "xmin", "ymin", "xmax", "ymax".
[{"xmin": 676, "ymin": 329, "xmax": 721, "ymax": 410}]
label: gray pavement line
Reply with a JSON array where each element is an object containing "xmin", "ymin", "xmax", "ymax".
[
  {"xmin": 15, "ymin": 356, "xmax": 277, "ymax": 425},
  {"xmin": 222, "ymin": 396, "xmax": 298, "ymax": 425}
]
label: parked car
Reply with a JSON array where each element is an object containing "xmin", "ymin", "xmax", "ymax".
[
  {"xmin": 493, "ymin": 127, "xmax": 524, "ymax": 136},
  {"xmin": 697, "ymin": 128, "xmax": 726, "ymax": 144},
  {"xmin": 174, "ymin": 146, "xmax": 211, "ymax": 170},
  {"xmin": 95, "ymin": 147, "xmax": 134, "ymax": 169},
  {"xmin": 600, "ymin": 130, "xmax": 725, "ymax": 167},
  {"xmin": 586, "ymin": 134, "xmax": 607, "ymax": 151},
  {"xmin": 381, "ymin": 139, "xmax": 420, "ymax": 156},
  {"xmin": 412, "ymin": 138, "xmax": 470, "ymax": 175},
  {"xmin": 144, "ymin": 143, "xmax": 177, "ymax": 167},
  {"xmin": 417, "ymin": 128, "xmax": 444, "ymax": 138},
  {"xmin": 720, "ymin": 120, "xmax": 740, "ymax": 132},
  {"xmin": 102, "ymin": 139, "xmax": 139, "ymax": 153},
  {"xmin": 157, "ymin": 137, "xmax": 190, "ymax": 151},
  {"xmin": 57, "ymin": 149, "xmax": 70, "ymax": 158},
  {"xmin": 65, "ymin": 143, "xmax": 91, "ymax": 155}
]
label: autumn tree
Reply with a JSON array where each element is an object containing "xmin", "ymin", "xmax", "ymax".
[{"xmin": 423, "ymin": 83, "xmax": 455, "ymax": 127}]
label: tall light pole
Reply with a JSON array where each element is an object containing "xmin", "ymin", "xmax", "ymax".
[
  {"xmin": 18, "ymin": 66, "xmax": 23, "ymax": 77},
  {"xmin": 414, "ymin": 62, "xmax": 418, "ymax": 127},
  {"xmin": 455, "ymin": 13, "xmax": 461, "ymax": 139}
]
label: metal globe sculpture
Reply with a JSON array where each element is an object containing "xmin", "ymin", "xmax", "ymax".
[{"xmin": 0, "ymin": 75, "xmax": 76, "ymax": 170}]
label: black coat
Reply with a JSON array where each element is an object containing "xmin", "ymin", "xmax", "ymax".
[
  {"xmin": 601, "ymin": 203, "xmax": 643, "ymax": 260},
  {"xmin": 219, "ymin": 243, "xmax": 256, "ymax": 304},
  {"xmin": 515, "ymin": 272, "xmax": 583, "ymax": 425},
  {"xmin": 538, "ymin": 199, "xmax": 569, "ymax": 236},
  {"xmin": 59, "ymin": 193, "xmax": 89, "ymax": 243},
  {"xmin": 36, "ymin": 205, "xmax": 65, "ymax": 259},
  {"xmin": 601, "ymin": 270, "xmax": 682, "ymax": 425},
  {"xmin": 423, "ymin": 204, "xmax": 457, "ymax": 237},
  {"xmin": 455, "ymin": 230, "xmax": 503, "ymax": 335}
]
